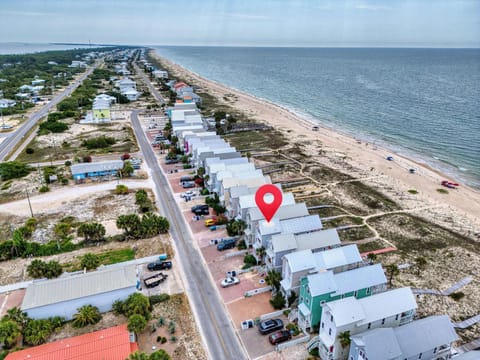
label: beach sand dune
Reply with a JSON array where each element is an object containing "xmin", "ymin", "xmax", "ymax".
[{"xmin": 152, "ymin": 52, "xmax": 480, "ymax": 239}]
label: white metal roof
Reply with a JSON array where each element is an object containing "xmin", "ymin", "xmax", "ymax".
[
  {"xmin": 307, "ymin": 271, "xmax": 337, "ymax": 297},
  {"xmin": 271, "ymin": 233, "xmax": 297, "ymax": 253},
  {"xmin": 295, "ymin": 229, "xmax": 341, "ymax": 251},
  {"xmin": 280, "ymin": 215, "xmax": 323, "ymax": 235},
  {"xmin": 351, "ymin": 328, "xmax": 402, "ymax": 360},
  {"xmin": 357, "ymin": 287, "xmax": 417, "ymax": 325},
  {"xmin": 249, "ymin": 202, "xmax": 309, "ymax": 222},
  {"xmin": 314, "ymin": 244, "xmax": 362, "ymax": 271},
  {"xmin": 22, "ymin": 265, "xmax": 136, "ymax": 310},
  {"xmin": 333, "ymin": 264, "xmax": 387, "ymax": 295},
  {"xmin": 71, "ymin": 160, "xmax": 124, "ymax": 175},
  {"xmin": 222, "ymin": 175, "xmax": 268, "ymax": 191},
  {"xmin": 284, "ymin": 249, "xmax": 317, "ymax": 273},
  {"xmin": 326, "ymin": 296, "xmax": 366, "ymax": 327},
  {"xmin": 394, "ymin": 315, "xmax": 458, "ymax": 358}
]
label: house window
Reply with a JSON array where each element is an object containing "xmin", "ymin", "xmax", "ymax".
[
  {"xmin": 366, "ymin": 288, "xmax": 370, "ymax": 294},
  {"xmin": 321, "ymin": 322, "xmax": 324, "ymax": 329},
  {"xmin": 300, "ymin": 296, "xmax": 303, "ymax": 303},
  {"xmin": 395, "ymin": 314, "xmax": 399, "ymax": 321},
  {"xmin": 381, "ymin": 318, "xmax": 385, "ymax": 325},
  {"xmin": 330, "ymin": 315, "xmax": 333, "ymax": 322},
  {"xmin": 367, "ymin": 323, "xmax": 371, "ymax": 329},
  {"xmin": 320, "ymin": 300, "xmax": 326, "ymax": 305},
  {"xmin": 328, "ymin": 328, "xmax": 332, "ymax": 336},
  {"xmin": 306, "ymin": 298, "xmax": 310, "ymax": 305},
  {"xmin": 433, "ymin": 347, "xmax": 437, "ymax": 354},
  {"xmin": 354, "ymin": 290, "xmax": 357, "ymax": 297},
  {"xmin": 418, "ymin": 353, "xmax": 422, "ymax": 359}
]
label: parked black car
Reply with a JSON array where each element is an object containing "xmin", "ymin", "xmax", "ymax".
[
  {"xmin": 217, "ymin": 238, "xmax": 236, "ymax": 251},
  {"xmin": 191, "ymin": 204, "xmax": 209, "ymax": 215},
  {"xmin": 258, "ymin": 318, "xmax": 284, "ymax": 335},
  {"xmin": 147, "ymin": 261, "xmax": 172, "ymax": 271},
  {"xmin": 269, "ymin": 330, "xmax": 291, "ymax": 345}
]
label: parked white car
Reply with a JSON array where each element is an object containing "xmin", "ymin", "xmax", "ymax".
[
  {"xmin": 180, "ymin": 190, "xmax": 196, "ymax": 198},
  {"xmin": 221, "ymin": 277, "xmax": 240, "ymax": 288}
]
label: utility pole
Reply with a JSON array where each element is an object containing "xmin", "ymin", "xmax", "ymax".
[{"xmin": 25, "ymin": 188, "xmax": 34, "ymax": 218}]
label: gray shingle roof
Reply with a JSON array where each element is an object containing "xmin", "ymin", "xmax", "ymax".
[{"xmin": 21, "ymin": 265, "xmax": 137, "ymax": 310}]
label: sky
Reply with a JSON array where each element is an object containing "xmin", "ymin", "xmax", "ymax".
[{"xmin": 1, "ymin": 0, "xmax": 479, "ymax": 47}]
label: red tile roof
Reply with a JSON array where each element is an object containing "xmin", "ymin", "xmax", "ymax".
[
  {"xmin": 173, "ymin": 82, "xmax": 187, "ymax": 89},
  {"xmin": 6, "ymin": 324, "xmax": 138, "ymax": 360}
]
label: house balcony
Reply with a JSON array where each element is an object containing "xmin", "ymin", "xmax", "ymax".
[{"xmin": 298, "ymin": 303, "xmax": 312, "ymax": 332}]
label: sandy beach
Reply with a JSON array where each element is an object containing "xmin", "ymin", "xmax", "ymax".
[{"xmin": 151, "ymin": 51, "xmax": 480, "ymax": 239}]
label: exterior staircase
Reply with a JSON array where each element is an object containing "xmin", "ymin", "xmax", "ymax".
[{"xmin": 306, "ymin": 335, "xmax": 319, "ymax": 351}]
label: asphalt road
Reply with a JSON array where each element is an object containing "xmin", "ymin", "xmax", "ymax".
[
  {"xmin": 0, "ymin": 62, "xmax": 99, "ymax": 161},
  {"xmin": 131, "ymin": 110, "xmax": 247, "ymax": 360},
  {"xmin": 133, "ymin": 62, "xmax": 165, "ymax": 105}
]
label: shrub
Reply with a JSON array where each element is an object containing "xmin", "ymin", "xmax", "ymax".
[
  {"xmin": 200, "ymin": 188, "xmax": 210, "ymax": 196},
  {"xmin": 72, "ymin": 305, "xmax": 102, "ymax": 328},
  {"xmin": 0, "ymin": 161, "xmax": 31, "ymax": 180},
  {"xmin": 121, "ymin": 153, "xmax": 131, "ymax": 160},
  {"xmin": 156, "ymin": 335, "xmax": 162, "ymax": 342},
  {"xmin": 115, "ymin": 184, "xmax": 129, "ymax": 194},
  {"xmin": 161, "ymin": 336, "xmax": 167, "ymax": 344},
  {"xmin": 157, "ymin": 316, "xmax": 165, "ymax": 327},
  {"xmin": 408, "ymin": 189, "xmax": 418, "ymax": 194},
  {"xmin": 27, "ymin": 259, "xmax": 63, "ymax": 279},
  {"xmin": 449, "ymin": 292, "xmax": 465, "ymax": 301},
  {"xmin": 80, "ymin": 253, "xmax": 100, "ymax": 270},
  {"xmin": 168, "ymin": 321, "xmax": 176, "ymax": 334},
  {"xmin": 26, "ymin": 147, "xmax": 35, "ymax": 154},
  {"xmin": 237, "ymin": 240, "xmax": 246, "ymax": 250},
  {"xmin": 149, "ymin": 294, "xmax": 170, "ymax": 305},
  {"xmin": 127, "ymin": 314, "xmax": 147, "ymax": 334},
  {"xmin": 269, "ymin": 292, "xmax": 286, "ymax": 310},
  {"xmin": 61, "ymin": 178, "xmax": 69, "ymax": 185},
  {"xmin": 82, "ymin": 136, "xmax": 116, "ymax": 149},
  {"xmin": 39, "ymin": 185, "xmax": 50, "ymax": 193},
  {"xmin": 38, "ymin": 120, "xmax": 68, "ymax": 133},
  {"xmin": 64, "ymin": 160, "xmax": 72, "ymax": 167},
  {"xmin": 83, "ymin": 155, "xmax": 92, "ymax": 163},
  {"xmin": 244, "ymin": 254, "xmax": 257, "ymax": 267},
  {"xmin": 170, "ymin": 336, "xmax": 177, "ymax": 343}
]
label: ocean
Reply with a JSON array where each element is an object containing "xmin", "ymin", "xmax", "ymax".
[
  {"xmin": 154, "ymin": 46, "xmax": 480, "ymax": 189},
  {"xmin": 0, "ymin": 42, "xmax": 102, "ymax": 55}
]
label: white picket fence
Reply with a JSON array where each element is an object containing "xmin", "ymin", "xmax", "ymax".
[
  {"xmin": 276, "ymin": 333, "xmax": 311, "ymax": 351},
  {"xmin": 244, "ymin": 286, "xmax": 272, "ymax": 298}
]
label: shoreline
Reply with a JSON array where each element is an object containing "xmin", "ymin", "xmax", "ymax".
[{"xmin": 149, "ymin": 50, "xmax": 480, "ymax": 237}]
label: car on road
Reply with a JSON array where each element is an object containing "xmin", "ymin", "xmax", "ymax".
[
  {"xmin": 217, "ymin": 238, "xmax": 236, "ymax": 251},
  {"xmin": 220, "ymin": 277, "xmax": 240, "ymax": 288},
  {"xmin": 147, "ymin": 261, "xmax": 172, "ymax": 271},
  {"xmin": 268, "ymin": 330, "xmax": 292, "ymax": 345},
  {"xmin": 180, "ymin": 190, "xmax": 196, "ymax": 198},
  {"xmin": 258, "ymin": 319, "xmax": 284, "ymax": 335}
]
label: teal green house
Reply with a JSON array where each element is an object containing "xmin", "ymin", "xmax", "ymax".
[{"xmin": 297, "ymin": 263, "xmax": 387, "ymax": 332}]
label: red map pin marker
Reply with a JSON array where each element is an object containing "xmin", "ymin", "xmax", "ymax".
[{"xmin": 255, "ymin": 184, "xmax": 283, "ymax": 223}]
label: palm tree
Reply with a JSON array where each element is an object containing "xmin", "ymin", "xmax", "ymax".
[
  {"xmin": 72, "ymin": 305, "xmax": 102, "ymax": 328},
  {"xmin": 367, "ymin": 253, "xmax": 377, "ymax": 264},
  {"xmin": 149, "ymin": 349, "xmax": 171, "ymax": 360},
  {"xmin": 4, "ymin": 307, "xmax": 28, "ymax": 327},
  {"xmin": 116, "ymin": 214, "xmax": 142, "ymax": 239},
  {"xmin": 265, "ymin": 269, "xmax": 282, "ymax": 292},
  {"xmin": 80, "ymin": 253, "xmax": 100, "ymax": 270},
  {"xmin": 415, "ymin": 257, "xmax": 428, "ymax": 276},
  {"xmin": 338, "ymin": 330, "xmax": 351, "ymax": 348},
  {"xmin": 23, "ymin": 319, "xmax": 53, "ymax": 346},
  {"xmin": 386, "ymin": 264, "xmax": 399, "ymax": 286},
  {"xmin": 0, "ymin": 320, "xmax": 21, "ymax": 349},
  {"xmin": 77, "ymin": 222, "xmax": 106, "ymax": 243},
  {"xmin": 256, "ymin": 246, "xmax": 266, "ymax": 264},
  {"xmin": 127, "ymin": 352, "xmax": 150, "ymax": 360},
  {"xmin": 127, "ymin": 314, "xmax": 147, "ymax": 335}
]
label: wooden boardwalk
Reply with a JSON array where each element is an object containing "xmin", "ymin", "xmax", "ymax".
[{"xmin": 412, "ymin": 277, "xmax": 473, "ymax": 296}]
